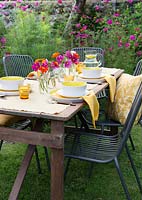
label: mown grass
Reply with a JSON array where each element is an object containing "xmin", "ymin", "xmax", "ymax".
[{"xmin": 0, "ymin": 125, "xmax": 142, "ymax": 200}]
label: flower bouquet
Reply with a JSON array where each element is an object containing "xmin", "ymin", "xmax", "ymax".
[
  {"xmin": 50, "ymin": 50, "xmax": 80, "ymax": 81},
  {"xmin": 31, "ymin": 50, "xmax": 80, "ymax": 93},
  {"xmin": 31, "ymin": 58, "xmax": 53, "ymax": 93}
]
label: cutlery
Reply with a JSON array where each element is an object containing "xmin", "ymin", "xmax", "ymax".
[{"xmin": 58, "ymin": 102, "xmax": 76, "ymax": 106}]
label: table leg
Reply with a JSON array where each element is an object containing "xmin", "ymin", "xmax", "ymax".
[
  {"xmin": 50, "ymin": 121, "xmax": 64, "ymax": 200},
  {"xmin": 8, "ymin": 144, "xmax": 36, "ymax": 200}
]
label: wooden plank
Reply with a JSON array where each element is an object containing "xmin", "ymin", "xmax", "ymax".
[
  {"xmin": 9, "ymin": 145, "xmax": 35, "ymax": 200},
  {"xmin": 0, "ymin": 127, "xmax": 63, "ymax": 148},
  {"xmin": 50, "ymin": 121, "xmax": 64, "ymax": 200}
]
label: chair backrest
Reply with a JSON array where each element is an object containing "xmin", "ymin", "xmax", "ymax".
[
  {"xmin": 118, "ymin": 82, "xmax": 142, "ymax": 156},
  {"xmin": 133, "ymin": 59, "xmax": 142, "ymax": 76},
  {"xmin": 3, "ymin": 54, "xmax": 34, "ymax": 77},
  {"xmin": 72, "ymin": 47, "xmax": 104, "ymax": 67}
]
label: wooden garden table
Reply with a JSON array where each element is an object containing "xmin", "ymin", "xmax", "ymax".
[{"xmin": 0, "ymin": 68, "xmax": 123, "ymax": 200}]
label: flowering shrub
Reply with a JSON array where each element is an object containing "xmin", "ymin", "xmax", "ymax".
[
  {"xmin": 68, "ymin": 1, "xmax": 142, "ymax": 74},
  {"xmin": 94, "ymin": 2, "xmax": 142, "ymax": 73}
]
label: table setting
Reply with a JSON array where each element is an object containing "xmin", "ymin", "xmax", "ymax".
[
  {"xmin": 0, "ymin": 49, "xmax": 122, "ymax": 122},
  {"xmin": 0, "ymin": 50, "xmax": 124, "ymax": 200}
]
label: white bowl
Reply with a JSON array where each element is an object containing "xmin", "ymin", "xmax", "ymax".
[
  {"xmin": 62, "ymin": 81, "xmax": 87, "ymax": 97},
  {"xmin": 0, "ymin": 76, "xmax": 24, "ymax": 91},
  {"xmin": 82, "ymin": 67, "xmax": 102, "ymax": 78}
]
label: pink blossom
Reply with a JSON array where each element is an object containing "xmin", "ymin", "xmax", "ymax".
[
  {"xmin": 114, "ymin": 13, "xmax": 120, "ymax": 17},
  {"xmin": 103, "ymin": 27, "xmax": 109, "ymax": 32},
  {"xmin": 81, "ymin": 25, "xmax": 87, "ymax": 31},
  {"xmin": 70, "ymin": 31, "xmax": 75, "ymax": 35},
  {"xmin": 127, "ymin": 0, "xmax": 133, "ymax": 4},
  {"xmin": 72, "ymin": 6, "xmax": 80, "ymax": 13},
  {"xmin": 135, "ymin": 27, "xmax": 140, "ymax": 32},
  {"xmin": 34, "ymin": 2, "xmax": 39, "ymax": 6},
  {"xmin": 76, "ymin": 33, "xmax": 89, "ymax": 39},
  {"xmin": 95, "ymin": 5, "xmax": 100, "ymax": 11},
  {"xmin": 108, "ymin": 47, "xmax": 113, "ymax": 52},
  {"xmin": 118, "ymin": 41, "xmax": 123, "ymax": 47},
  {"xmin": 95, "ymin": 18, "xmax": 103, "ymax": 23},
  {"xmin": 129, "ymin": 35, "xmax": 136, "ymax": 40},
  {"xmin": 103, "ymin": 0, "xmax": 110, "ymax": 3},
  {"xmin": 136, "ymin": 51, "xmax": 142, "ymax": 57},
  {"xmin": 115, "ymin": 21, "xmax": 121, "ymax": 25},
  {"xmin": 57, "ymin": 0, "xmax": 62, "ymax": 4},
  {"xmin": 12, "ymin": 2, "xmax": 16, "ymax": 7},
  {"xmin": 0, "ymin": 37, "xmax": 6, "ymax": 44},
  {"xmin": 17, "ymin": 0, "xmax": 22, "ymax": 3},
  {"xmin": 107, "ymin": 19, "xmax": 112, "ymax": 25},
  {"xmin": 134, "ymin": 42, "xmax": 139, "ymax": 47},
  {"xmin": 125, "ymin": 43, "xmax": 130, "ymax": 48},
  {"xmin": 65, "ymin": 50, "xmax": 72, "ymax": 59},
  {"xmin": 0, "ymin": 3, "xmax": 5, "ymax": 9},
  {"xmin": 64, "ymin": 60, "xmax": 72, "ymax": 68},
  {"xmin": 95, "ymin": 19, "xmax": 99, "ymax": 23},
  {"xmin": 50, "ymin": 61, "xmax": 59, "ymax": 69},
  {"xmin": 56, "ymin": 55, "xmax": 64, "ymax": 64},
  {"xmin": 76, "ymin": 23, "xmax": 81, "ymax": 28},
  {"xmin": 20, "ymin": 5, "xmax": 28, "ymax": 11}
]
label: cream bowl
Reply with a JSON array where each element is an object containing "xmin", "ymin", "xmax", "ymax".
[
  {"xmin": 0, "ymin": 76, "xmax": 24, "ymax": 91},
  {"xmin": 62, "ymin": 81, "xmax": 87, "ymax": 97},
  {"xmin": 82, "ymin": 67, "xmax": 103, "ymax": 78}
]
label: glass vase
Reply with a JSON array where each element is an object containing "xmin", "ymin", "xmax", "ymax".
[
  {"xmin": 38, "ymin": 73, "xmax": 50, "ymax": 94},
  {"xmin": 64, "ymin": 64, "xmax": 76, "ymax": 81}
]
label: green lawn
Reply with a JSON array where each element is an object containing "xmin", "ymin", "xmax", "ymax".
[{"xmin": 0, "ymin": 125, "xmax": 142, "ymax": 200}]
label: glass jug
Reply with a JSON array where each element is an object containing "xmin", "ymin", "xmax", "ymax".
[{"xmin": 84, "ymin": 50, "xmax": 103, "ymax": 67}]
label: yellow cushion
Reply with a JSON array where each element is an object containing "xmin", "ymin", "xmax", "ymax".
[
  {"xmin": 0, "ymin": 114, "xmax": 26, "ymax": 126},
  {"xmin": 108, "ymin": 73, "xmax": 142, "ymax": 125}
]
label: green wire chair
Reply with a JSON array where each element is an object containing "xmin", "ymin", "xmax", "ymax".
[
  {"xmin": 1, "ymin": 54, "xmax": 50, "ymax": 173},
  {"xmin": 64, "ymin": 82, "xmax": 142, "ymax": 200}
]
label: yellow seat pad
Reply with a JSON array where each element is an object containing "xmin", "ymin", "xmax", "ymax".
[
  {"xmin": 108, "ymin": 73, "xmax": 142, "ymax": 125},
  {"xmin": 0, "ymin": 114, "xmax": 26, "ymax": 126}
]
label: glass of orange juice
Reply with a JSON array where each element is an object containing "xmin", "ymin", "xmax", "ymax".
[
  {"xmin": 19, "ymin": 84, "xmax": 30, "ymax": 99},
  {"xmin": 64, "ymin": 74, "xmax": 74, "ymax": 81}
]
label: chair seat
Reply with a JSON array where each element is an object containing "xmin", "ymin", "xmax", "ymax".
[
  {"xmin": 64, "ymin": 129, "xmax": 121, "ymax": 163},
  {"xmin": 0, "ymin": 114, "xmax": 29, "ymax": 127}
]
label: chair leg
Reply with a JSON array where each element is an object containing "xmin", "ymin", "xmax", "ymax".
[
  {"xmin": 35, "ymin": 146, "xmax": 42, "ymax": 174},
  {"xmin": 129, "ymin": 135, "xmax": 135, "ymax": 151},
  {"xmin": 125, "ymin": 144, "xmax": 142, "ymax": 194},
  {"xmin": 114, "ymin": 157, "xmax": 131, "ymax": 200},
  {"xmin": 74, "ymin": 115, "xmax": 78, "ymax": 128},
  {"xmin": 64, "ymin": 157, "xmax": 72, "ymax": 180},
  {"xmin": 44, "ymin": 146, "xmax": 51, "ymax": 171},
  {"xmin": 0, "ymin": 140, "xmax": 4, "ymax": 150},
  {"xmin": 88, "ymin": 162, "xmax": 94, "ymax": 178}
]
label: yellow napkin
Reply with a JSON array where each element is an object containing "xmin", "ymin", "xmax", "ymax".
[
  {"xmin": 82, "ymin": 91, "xmax": 99, "ymax": 128},
  {"xmin": 104, "ymin": 75, "xmax": 116, "ymax": 103}
]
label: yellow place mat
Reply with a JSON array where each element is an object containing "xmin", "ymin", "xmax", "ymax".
[{"xmin": 0, "ymin": 89, "xmax": 18, "ymax": 92}]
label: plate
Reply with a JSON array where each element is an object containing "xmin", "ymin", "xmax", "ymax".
[
  {"xmin": 79, "ymin": 73, "xmax": 105, "ymax": 79},
  {"xmin": 57, "ymin": 89, "xmax": 89, "ymax": 98},
  {"xmin": 0, "ymin": 90, "xmax": 19, "ymax": 96},
  {"xmin": 51, "ymin": 90, "xmax": 90, "ymax": 104},
  {"xmin": 26, "ymin": 77, "xmax": 37, "ymax": 80}
]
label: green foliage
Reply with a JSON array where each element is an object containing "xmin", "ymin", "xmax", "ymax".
[{"xmin": 4, "ymin": 9, "xmax": 66, "ymax": 60}]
